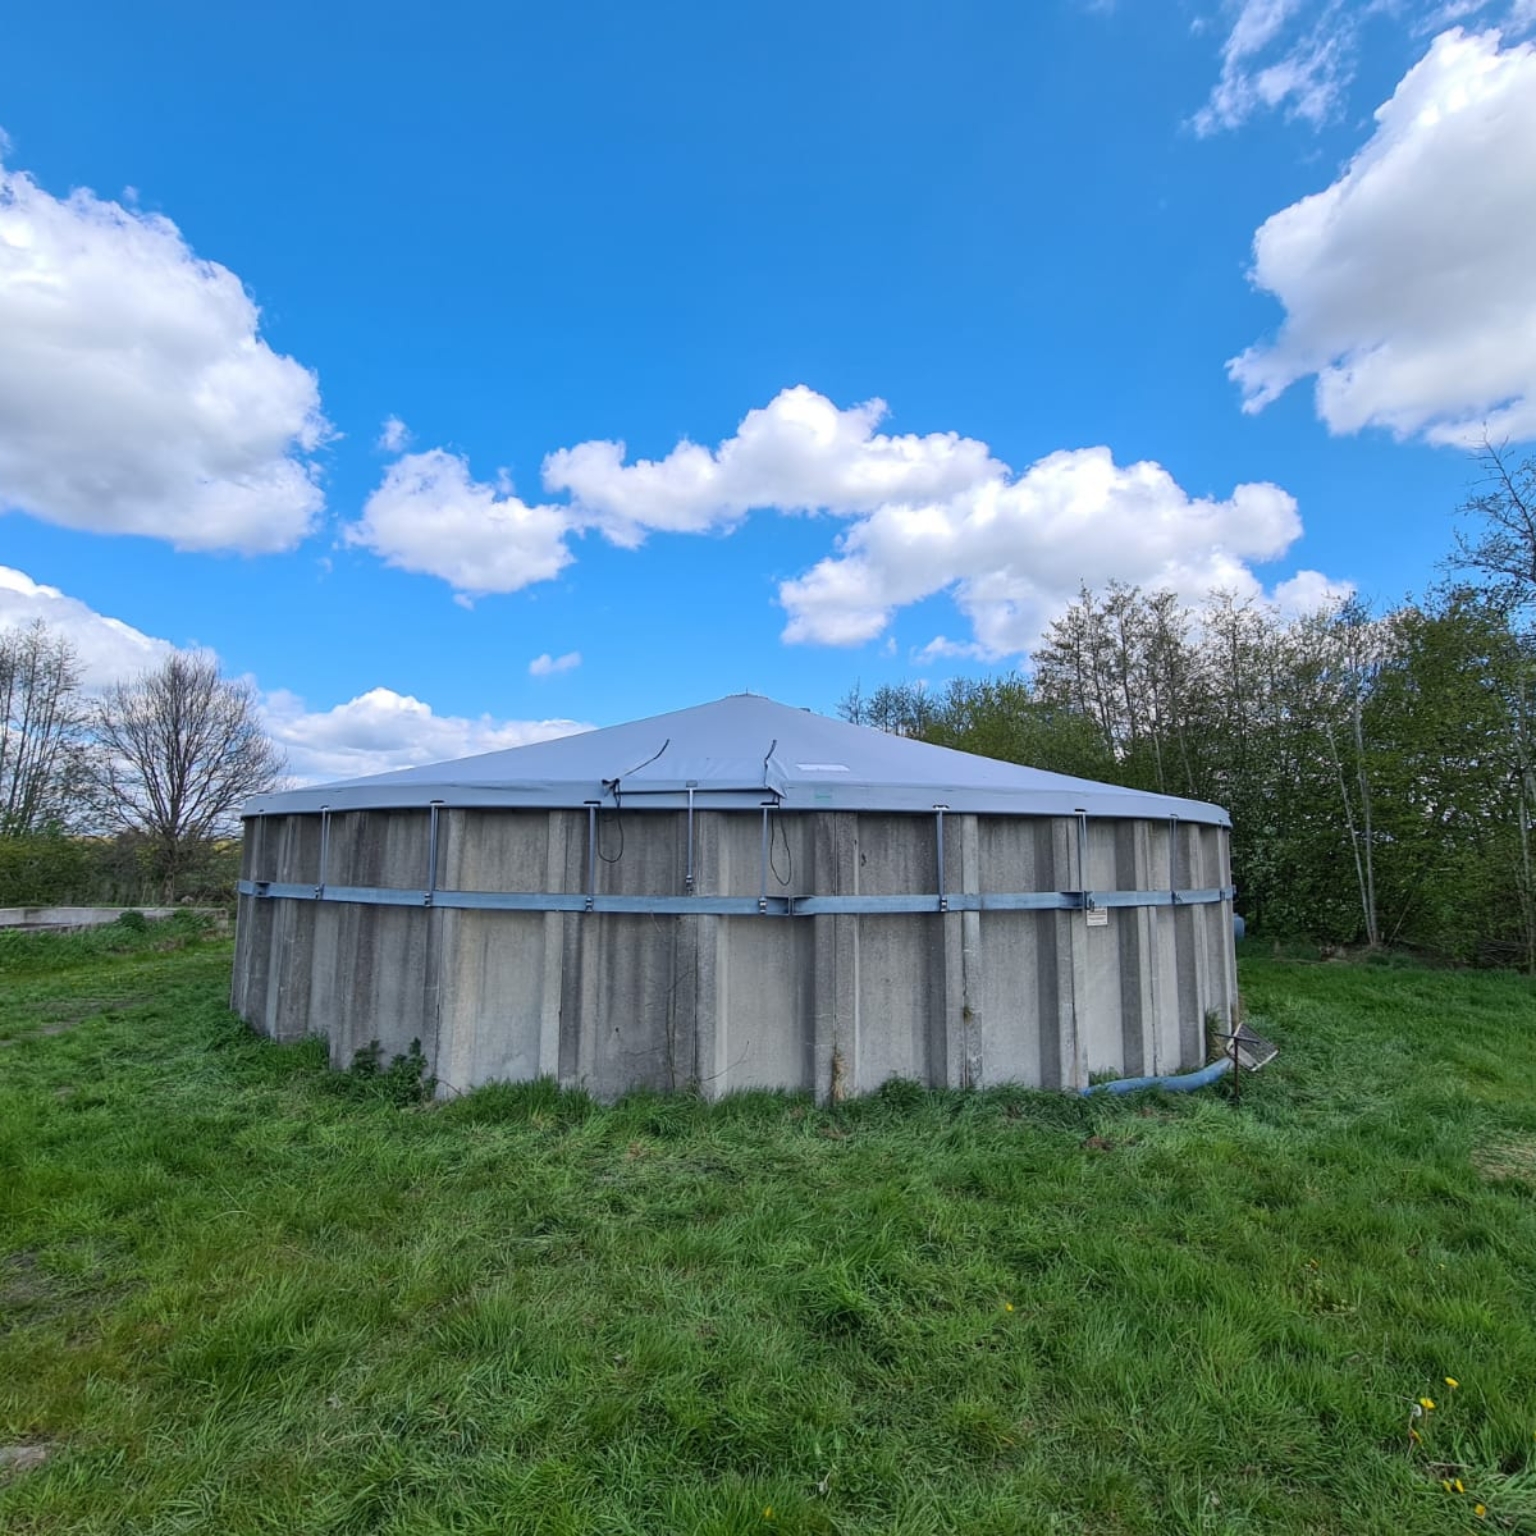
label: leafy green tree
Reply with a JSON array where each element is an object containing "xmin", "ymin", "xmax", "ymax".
[{"xmin": 1363, "ymin": 589, "xmax": 1536, "ymax": 964}]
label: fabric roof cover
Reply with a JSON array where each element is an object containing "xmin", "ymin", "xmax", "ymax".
[{"xmin": 246, "ymin": 693, "xmax": 1229, "ymax": 826}]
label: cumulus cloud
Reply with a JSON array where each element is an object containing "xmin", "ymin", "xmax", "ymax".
[
  {"xmin": 263, "ymin": 686, "xmax": 590, "ymax": 783},
  {"xmin": 346, "ymin": 449, "xmax": 575, "ymax": 597},
  {"xmin": 351, "ymin": 386, "xmax": 1002, "ymax": 598},
  {"xmin": 1231, "ymin": 27, "xmax": 1536, "ymax": 444},
  {"xmin": 542, "ymin": 385, "xmax": 1003, "ymax": 546},
  {"xmin": 912, "ymin": 636, "xmax": 994, "ymax": 666},
  {"xmin": 0, "ymin": 148, "xmax": 329, "ymax": 552},
  {"xmin": 1269, "ymin": 568, "xmax": 1357, "ymax": 614},
  {"xmin": 0, "ymin": 564, "xmax": 174, "ymax": 685},
  {"xmin": 528, "ymin": 650, "xmax": 581, "ymax": 677},
  {"xmin": 779, "ymin": 447, "xmax": 1302, "ymax": 653},
  {"xmin": 377, "ymin": 415, "xmax": 411, "ymax": 453},
  {"xmin": 358, "ymin": 386, "xmax": 1321, "ymax": 654},
  {"xmin": 0, "ymin": 563, "xmax": 587, "ymax": 787}
]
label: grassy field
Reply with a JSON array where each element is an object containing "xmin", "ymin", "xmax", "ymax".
[{"xmin": 2, "ymin": 923, "xmax": 1535, "ymax": 1534}]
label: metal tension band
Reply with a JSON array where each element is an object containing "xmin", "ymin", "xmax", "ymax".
[
  {"xmin": 241, "ymin": 805, "xmax": 1232, "ymax": 919},
  {"xmin": 238, "ymin": 880, "xmax": 1234, "ymax": 917}
]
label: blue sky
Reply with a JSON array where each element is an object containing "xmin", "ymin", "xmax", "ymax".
[{"xmin": 3, "ymin": 1, "xmax": 1535, "ymax": 780}]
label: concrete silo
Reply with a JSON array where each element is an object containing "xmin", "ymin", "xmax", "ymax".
[{"xmin": 232, "ymin": 694, "xmax": 1237, "ymax": 1099}]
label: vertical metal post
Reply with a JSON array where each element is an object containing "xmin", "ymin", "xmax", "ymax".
[
  {"xmin": 1075, "ymin": 808, "xmax": 1091, "ymax": 912},
  {"xmin": 253, "ymin": 812, "xmax": 270, "ymax": 898},
  {"xmin": 685, "ymin": 783, "xmax": 696, "ymax": 895},
  {"xmin": 1169, "ymin": 815, "xmax": 1180, "ymax": 905},
  {"xmin": 585, "ymin": 802, "xmax": 599, "ymax": 912},
  {"xmin": 425, "ymin": 801, "xmax": 443, "ymax": 906},
  {"xmin": 934, "ymin": 805, "xmax": 949, "ymax": 912},
  {"xmin": 315, "ymin": 807, "xmax": 330, "ymax": 900}
]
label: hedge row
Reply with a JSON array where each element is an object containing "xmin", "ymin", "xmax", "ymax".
[{"xmin": 0, "ymin": 835, "xmax": 241, "ymax": 908}]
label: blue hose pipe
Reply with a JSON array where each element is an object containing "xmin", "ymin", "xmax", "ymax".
[{"xmin": 1079, "ymin": 1056, "xmax": 1233, "ymax": 1097}]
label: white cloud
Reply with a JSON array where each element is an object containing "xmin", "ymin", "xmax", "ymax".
[
  {"xmin": 355, "ymin": 386, "xmax": 1323, "ymax": 656},
  {"xmin": 263, "ymin": 686, "xmax": 590, "ymax": 783},
  {"xmin": 779, "ymin": 446, "xmax": 1303, "ymax": 653},
  {"xmin": 1193, "ymin": 0, "xmax": 1353, "ymax": 134},
  {"xmin": 912, "ymin": 636, "xmax": 994, "ymax": 666},
  {"xmin": 1192, "ymin": 2, "xmax": 1534, "ymax": 135},
  {"xmin": 1231, "ymin": 27, "xmax": 1536, "ymax": 444},
  {"xmin": 541, "ymin": 384, "xmax": 1003, "ymax": 547},
  {"xmin": 1269, "ymin": 568, "xmax": 1357, "ymax": 614},
  {"xmin": 0, "ymin": 564, "xmax": 173, "ymax": 686},
  {"xmin": 528, "ymin": 650, "xmax": 581, "ymax": 677},
  {"xmin": 352, "ymin": 386, "xmax": 1002, "ymax": 597},
  {"xmin": 377, "ymin": 415, "xmax": 411, "ymax": 453},
  {"xmin": 346, "ymin": 449, "xmax": 576, "ymax": 597},
  {"xmin": 0, "ymin": 562, "xmax": 587, "ymax": 787},
  {"xmin": 0, "ymin": 148, "xmax": 329, "ymax": 553},
  {"xmin": 551, "ymin": 401, "xmax": 1306, "ymax": 653}
]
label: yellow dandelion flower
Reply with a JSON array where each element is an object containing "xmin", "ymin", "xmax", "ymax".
[
  {"xmin": 1445, "ymin": 1377, "xmax": 1460, "ymax": 1389},
  {"xmin": 1443, "ymin": 1480, "xmax": 1455, "ymax": 1493},
  {"xmin": 1005, "ymin": 1302, "xmax": 1015, "ymax": 1312},
  {"xmin": 1475, "ymin": 1504, "xmax": 1486, "ymax": 1518},
  {"xmin": 1420, "ymin": 1397, "xmax": 1436, "ymax": 1411},
  {"xmin": 1454, "ymin": 1478, "xmax": 1466, "ymax": 1494}
]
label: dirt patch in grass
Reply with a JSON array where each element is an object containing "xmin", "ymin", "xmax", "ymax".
[
  {"xmin": 1474, "ymin": 1136, "xmax": 1536, "ymax": 1186},
  {"xmin": 0, "ymin": 1249, "xmax": 130, "ymax": 1336},
  {"xmin": 0, "ymin": 993, "xmax": 152, "ymax": 1045},
  {"xmin": 0, "ymin": 1444, "xmax": 53, "ymax": 1476},
  {"xmin": 0, "ymin": 1253, "xmax": 61, "ymax": 1331}
]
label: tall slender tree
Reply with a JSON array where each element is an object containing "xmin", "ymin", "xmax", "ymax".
[{"xmin": 0, "ymin": 621, "xmax": 88, "ymax": 836}]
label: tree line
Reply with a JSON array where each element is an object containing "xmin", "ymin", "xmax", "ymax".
[
  {"xmin": 0, "ymin": 635, "xmax": 282, "ymax": 905},
  {"xmin": 843, "ymin": 445, "xmax": 1536, "ymax": 970}
]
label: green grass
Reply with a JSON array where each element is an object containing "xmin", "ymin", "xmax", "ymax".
[{"xmin": 3, "ymin": 932, "xmax": 1536, "ymax": 1534}]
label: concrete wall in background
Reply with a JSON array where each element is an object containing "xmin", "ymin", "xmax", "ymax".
[{"xmin": 231, "ymin": 808, "xmax": 1237, "ymax": 1100}]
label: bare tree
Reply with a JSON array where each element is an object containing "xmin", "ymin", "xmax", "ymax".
[
  {"xmin": 1448, "ymin": 439, "xmax": 1536, "ymax": 609},
  {"xmin": 0, "ymin": 621, "xmax": 88, "ymax": 835},
  {"xmin": 92, "ymin": 652, "xmax": 283, "ymax": 895}
]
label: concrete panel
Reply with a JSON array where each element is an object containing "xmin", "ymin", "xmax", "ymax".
[
  {"xmin": 712, "ymin": 916, "xmax": 814, "ymax": 1092},
  {"xmin": 701, "ymin": 810, "xmax": 816, "ymax": 1094},
  {"xmin": 846, "ymin": 814, "xmax": 942, "ymax": 1092},
  {"xmin": 972, "ymin": 817, "xmax": 1050, "ymax": 1086},
  {"xmin": 1079, "ymin": 819, "xmax": 1127, "ymax": 1078},
  {"xmin": 303, "ymin": 811, "xmax": 438, "ymax": 1067},
  {"xmin": 432, "ymin": 811, "xmax": 559, "ymax": 1094}
]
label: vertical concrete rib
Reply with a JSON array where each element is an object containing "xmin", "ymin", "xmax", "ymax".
[
  {"xmin": 537, "ymin": 810, "xmax": 567, "ymax": 1079},
  {"xmin": 685, "ymin": 810, "xmax": 724, "ymax": 1097},
  {"xmin": 1037, "ymin": 818, "xmax": 1084, "ymax": 1090},
  {"xmin": 940, "ymin": 813, "xmax": 982, "ymax": 1089},
  {"xmin": 1117, "ymin": 820, "xmax": 1153, "ymax": 1078},
  {"xmin": 811, "ymin": 813, "xmax": 858, "ymax": 1103}
]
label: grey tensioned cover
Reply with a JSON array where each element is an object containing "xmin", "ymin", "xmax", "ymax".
[{"xmin": 245, "ymin": 693, "xmax": 1230, "ymax": 825}]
